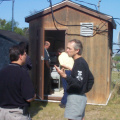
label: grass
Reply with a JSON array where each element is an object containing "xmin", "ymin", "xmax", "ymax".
[
  {"xmin": 29, "ymin": 71, "xmax": 120, "ymax": 120},
  {"xmin": 29, "ymin": 101, "xmax": 66, "ymax": 120}
]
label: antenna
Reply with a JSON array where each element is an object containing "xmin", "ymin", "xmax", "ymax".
[
  {"xmin": 97, "ymin": 0, "xmax": 101, "ymax": 12},
  {"xmin": 0, "ymin": 0, "xmax": 15, "ymax": 31},
  {"xmin": 12, "ymin": 0, "xmax": 15, "ymax": 32}
]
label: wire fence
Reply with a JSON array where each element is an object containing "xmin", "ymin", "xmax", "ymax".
[{"xmin": 111, "ymin": 67, "xmax": 120, "ymax": 90}]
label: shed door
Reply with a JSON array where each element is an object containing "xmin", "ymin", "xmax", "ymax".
[{"xmin": 36, "ymin": 28, "xmax": 44, "ymax": 100}]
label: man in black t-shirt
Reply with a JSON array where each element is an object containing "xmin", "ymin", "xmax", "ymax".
[
  {"xmin": 0, "ymin": 45, "xmax": 36, "ymax": 120},
  {"xmin": 55, "ymin": 39, "xmax": 94, "ymax": 120}
]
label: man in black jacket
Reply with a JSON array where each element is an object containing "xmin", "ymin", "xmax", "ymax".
[
  {"xmin": 0, "ymin": 45, "xmax": 36, "ymax": 120},
  {"xmin": 19, "ymin": 42, "xmax": 32, "ymax": 71},
  {"xmin": 55, "ymin": 39, "xmax": 94, "ymax": 120}
]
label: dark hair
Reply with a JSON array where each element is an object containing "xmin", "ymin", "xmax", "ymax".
[
  {"xmin": 57, "ymin": 48, "xmax": 65, "ymax": 53},
  {"xmin": 9, "ymin": 44, "xmax": 26, "ymax": 62},
  {"xmin": 69, "ymin": 39, "xmax": 83, "ymax": 55},
  {"xmin": 19, "ymin": 42, "xmax": 28, "ymax": 54}
]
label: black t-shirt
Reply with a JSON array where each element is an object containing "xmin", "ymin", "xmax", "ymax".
[
  {"xmin": 66, "ymin": 57, "xmax": 94, "ymax": 94},
  {"xmin": 0, "ymin": 63, "xmax": 35, "ymax": 108}
]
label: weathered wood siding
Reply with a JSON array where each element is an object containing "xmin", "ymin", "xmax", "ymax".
[{"xmin": 28, "ymin": 5, "xmax": 113, "ymax": 104}]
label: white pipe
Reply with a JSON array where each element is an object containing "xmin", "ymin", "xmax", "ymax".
[
  {"xmin": 35, "ymin": 99, "xmax": 61, "ymax": 103},
  {"xmin": 35, "ymin": 91, "xmax": 112, "ymax": 105},
  {"xmin": 87, "ymin": 92, "xmax": 112, "ymax": 106}
]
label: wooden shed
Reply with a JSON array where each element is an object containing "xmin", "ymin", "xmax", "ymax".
[
  {"xmin": 25, "ymin": 0, "xmax": 116, "ymax": 104},
  {"xmin": 0, "ymin": 30, "xmax": 28, "ymax": 70}
]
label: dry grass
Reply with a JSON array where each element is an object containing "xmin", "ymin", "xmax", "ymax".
[
  {"xmin": 29, "ymin": 72, "xmax": 120, "ymax": 120},
  {"xmin": 29, "ymin": 93, "xmax": 120, "ymax": 120},
  {"xmin": 85, "ymin": 102, "xmax": 120, "ymax": 120},
  {"xmin": 29, "ymin": 100, "xmax": 120, "ymax": 120},
  {"xmin": 29, "ymin": 101, "xmax": 66, "ymax": 120}
]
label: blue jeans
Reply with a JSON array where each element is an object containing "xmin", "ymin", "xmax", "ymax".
[{"xmin": 61, "ymin": 70, "xmax": 71, "ymax": 105}]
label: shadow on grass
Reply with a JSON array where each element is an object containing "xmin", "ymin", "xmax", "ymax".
[{"xmin": 29, "ymin": 100, "xmax": 48, "ymax": 118}]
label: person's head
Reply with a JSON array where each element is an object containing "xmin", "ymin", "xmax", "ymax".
[
  {"xmin": 19, "ymin": 41, "xmax": 29, "ymax": 54},
  {"xmin": 9, "ymin": 45, "xmax": 27, "ymax": 65},
  {"xmin": 57, "ymin": 48, "xmax": 65, "ymax": 55},
  {"xmin": 66, "ymin": 39, "xmax": 83, "ymax": 59},
  {"xmin": 44, "ymin": 41, "xmax": 50, "ymax": 49}
]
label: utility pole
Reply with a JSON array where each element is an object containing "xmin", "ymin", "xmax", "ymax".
[
  {"xmin": 12, "ymin": 0, "xmax": 14, "ymax": 31},
  {"xmin": 97, "ymin": 0, "xmax": 101, "ymax": 12},
  {"xmin": 0, "ymin": 0, "xmax": 15, "ymax": 31}
]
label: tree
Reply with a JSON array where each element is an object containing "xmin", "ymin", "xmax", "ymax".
[
  {"xmin": 14, "ymin": 27, "xmax": 24, "ymax": 35},
  {"xmin": 0, "ymin": 18, "xmax": 28, "ymax": 37},
  {"xmin": 23, "ymin": 27, "xmax": 29, "ymax": 38},
  {"xmin": 29, "ymin": 10, "xmax": 38, "ymax": 15},
  {"xmin": 113, "ymin": 56, "xmax": 120, "ymax": 61},
  {"xmin": 116, "ymin": 63, "xmax": 120, "ymax": 70},
  {"xmin": 0, "ymin": 19, "xmax": 6, "ymax": 29},
  {"xmin": 113, "ymin": 56, "xmax": 120, "ymax": 70}
]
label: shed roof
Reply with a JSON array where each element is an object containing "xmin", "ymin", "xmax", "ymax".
[
  {"xmin": 25, "ymin": 0, "xmax": 116, "ymax": 29},
  {"xmin": 0, "ymin": 30, "xmax": 28, "ymax": 44}
]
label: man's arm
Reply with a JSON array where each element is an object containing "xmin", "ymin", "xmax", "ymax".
[
  {"xmin": 55, "ymin": 62, "xmax": 87, "ymax": 87},
  {"xmin": 26, "ymin": 94, "xmax": 36, "ymax": 102},
  {"xmin": 45, "ymin": 60, "xmax": 50, "ymax": 68},
  {"xmin": 54, "ymin": 65, "xmax": 67, "ymax": 78},
  {"xmin": 85, "ymin": 70, "xmax": 94, "ymax": 92},
  {"xmin": 21, "ymin": 71, "xmax": 36, "ymax": 102},
  {"xmin": 44, "ymin": 49, "xmax": 50, "ymax": 68}
]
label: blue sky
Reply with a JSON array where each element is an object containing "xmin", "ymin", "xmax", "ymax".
[{"xmin": 0, "ymin": 0, "xmax": 120, "ymax": 52}]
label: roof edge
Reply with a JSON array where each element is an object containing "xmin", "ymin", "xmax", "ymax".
[
  {"xmin": 0, "ymin": 34, "xmax": 18, "ymax": 44},
  {"xmin": 25, "ymin": 0, "xmax": 116, "ymax": 29}
]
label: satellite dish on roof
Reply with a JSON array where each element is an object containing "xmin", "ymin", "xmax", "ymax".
[{"xmin": 118, "ymin": 31, "xmax": 120, "ymax": 48}]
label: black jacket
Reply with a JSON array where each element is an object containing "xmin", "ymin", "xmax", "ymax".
[{"xmin": 65, "ymin": 57, "xmax": 94, "ymax": 94}]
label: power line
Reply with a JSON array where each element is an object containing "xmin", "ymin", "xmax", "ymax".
[
  {"xmin": 48, "ymin": 0, "xmax": 112, "ymax": 37},
  {"xmin": 48, "ymin": 0, "xmax": 120, "ymax": 38},
  {"xmin": 48, "ymin": 0, "xmax": 118, "ymax": 53},
  {"xmin": 48, "ymin": 1, "xmax": 97, "ymax": 29},
  {"xmin": 97, "ymin": 18, "xmax": 120, "ymax": 32},
  {"xmin": 113, "ymin": 43, "xmax": 120, "ymax": 45},
  {"xmin": 73, "ymin": 0, "xmax": 98, "ymax": 11}
]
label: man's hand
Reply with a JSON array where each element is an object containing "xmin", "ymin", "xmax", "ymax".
[
  {"xmin": 61, "ymin": 64, "xmax": 72, "ymax": 71},
  {"xmin": 26, "ymin": 94, "xmax": 36, "ymax": 102},
  {"xmin": 54, "ymin": 65, "xmax": 67, "ymax": 78}
]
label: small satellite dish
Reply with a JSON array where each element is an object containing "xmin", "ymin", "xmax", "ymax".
[{"xmin": 118, "ymin": 31, "xmax": 120, "ymax": 48}]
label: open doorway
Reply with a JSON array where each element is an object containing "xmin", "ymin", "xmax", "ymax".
[{"xmin": 44, "ymin": 30, "xmax": 65, "ymax": 98}]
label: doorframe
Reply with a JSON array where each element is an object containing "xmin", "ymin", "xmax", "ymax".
[
  {"xmin": 36, "ymin": 28, "xmax": 44, "ymax": 100},
  {"xmin": 43, "ymin": 28, "xmax": 68, "ymax": 100}
]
